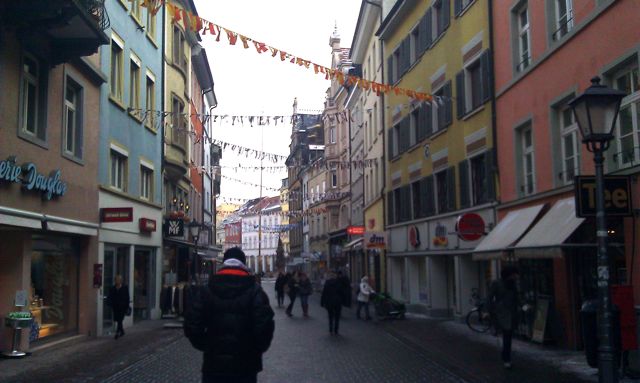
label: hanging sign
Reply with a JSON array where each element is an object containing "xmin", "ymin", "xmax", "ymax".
[
  {"xmin": 0, "ymin": 156, "xmax": 68, "ymax": 200},
  {"xmin": 433, "ymin": 223, "xmax": 448, "ymax": 247},
  {"xmin": 139, "ymin": 218, "xmax": 157, "ymax": 233},
  {"xmin": 164, "ymin": 218, "xmax": 184, "ymax": 237},
  {"xmin": 456, "ymin": 213, "xmax": 486, "ymax": 241},
  {"xmin": 409, "ymin": 226, "xmax": 421, "ymax": 248},
  {"xmin": 364, "ymin": 232, "xmax": 386, "ymax": 250},
  {"xmin": 93, "ymin": 264, "xmax": 103, "ymax": 288},
  {"xmin": 347, "ymin": 225, "xmax": 365, "ymax": 235},
  {"xmin": 575, "ymin": 176, "xmax": 632, "ymax": 217}
]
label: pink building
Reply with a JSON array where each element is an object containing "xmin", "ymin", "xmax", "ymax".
[{"xmin": 488, "ymin": 0, "xmax": 639, "ymax": 349}]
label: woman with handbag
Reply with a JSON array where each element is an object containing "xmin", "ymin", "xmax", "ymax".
[{"xmin": 107, "ymin": 275, "xmax": 130, "ymax": 339}]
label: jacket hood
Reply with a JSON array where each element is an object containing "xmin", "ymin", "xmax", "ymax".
[{"xmin": 209, "ymin": 273, "xmax": 255, "ymax": 299}]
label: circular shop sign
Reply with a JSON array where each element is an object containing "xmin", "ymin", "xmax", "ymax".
[{"xmin": 456, "ymin": 213, "xmax": 485, "ymax": 241}]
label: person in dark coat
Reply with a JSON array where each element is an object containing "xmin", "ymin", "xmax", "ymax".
[
  {"xmin": 285, "ymin": 271, "xmax": 299, "ymax": 317},
  {"xmin": 298, "ymin": 272, "xmax": 313, "ymax": 317},
  {"xmin": 184, "ymin": 247, "xmax": 275, "ymax": 383},
  {"xmin": 274, "ymin": 272, "xmax": 286, "ymax": 308},
  {"xmin": 488, "ymin": 265, "xmax": 520, "ymax": 369},
  {"xmin": 107, "ymin": 275, "xmax": 130, "ymax": 339},
  {"xmin": 321, "ymin": 271, "xmax": 346, "ymax": 335},
  {"xmin": 336, "ymin": 270, "xmax": 351, "ymax": 308}
]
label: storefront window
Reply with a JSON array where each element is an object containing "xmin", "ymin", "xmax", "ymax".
[{"xmin": 30, "ymin": 235, "xmax": 79, "ymax": 340}]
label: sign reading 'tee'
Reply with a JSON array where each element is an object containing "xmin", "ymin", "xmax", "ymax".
[{"xmin": 575, "ymin": 176, "xmax": 632, "ymax": 217}]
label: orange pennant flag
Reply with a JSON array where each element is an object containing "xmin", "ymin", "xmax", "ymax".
[
  {"xmin": 405, "ymin": 89, "xmax": 416, "ymax": 98},
  {"xmin": 182, "ymin": 9, "xmax": 191, "ymax": 30},
  {"xmin": 313, "ymin": 64, "xmax": 321, "ymax": 74},
  {"xmin": 269, "ymin": 46, "xmax": 278, "ymax": 57},
  {"xmin": 335, "ymin": 71, "xmax": 345, "ymax": 85},
  {"xmin": 279, "ymin": 51, "xmax": 287, "ymax": 61},
  {"xmin": 371, "ymin": 82, "xmax": 382, "ymax": 95},
  {"xmin": 347, "ymin": 75, "xmax": 359, "ymax": 87},
  {"xmin": 225, "ymin": 29, "xmax": 238, "ymax": 45},
  {"xmin": 254, "ymin": 41, "xmax": 269, "ymax": 54},
  {"xmin": 168, "ymin": 3, "xmax": 181, "ymax": 23},
  {"xmin": 195, "ymin": 16, "xmax": 203, "ymax": 32},
  {"xmin": 393, "ymin": 87, "xmax": 405, "ymax": 96},
  {"xmin": 239, "ymin": 35, "xmax": 251, "ymax": 49}
]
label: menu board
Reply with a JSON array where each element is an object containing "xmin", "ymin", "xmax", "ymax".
[{"xmin": 531, "ymin": 297, "xmax": 550, "ymax": 343}]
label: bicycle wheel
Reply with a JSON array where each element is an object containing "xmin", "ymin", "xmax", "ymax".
[{"xmin": 466, "ymin": 308, "xmax": 491, "ymax": 333}]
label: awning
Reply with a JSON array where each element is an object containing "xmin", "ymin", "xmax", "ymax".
[
  {"xmin": 197, "ymin": 248, "xmax": 221, "ymax": 261},
  {"xmin": 472, "ymin": 204, "xmax": 545, "ymax": 261},
  {"xmin": 343, "ymin": 238, "xmax": 363, "ymax": 252},
  {"xmin": 514, "ymin": 198, "xmax": 585, "ymax": 259}
]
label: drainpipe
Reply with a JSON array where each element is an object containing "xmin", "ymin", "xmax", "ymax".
[
  {"xmin": 487, "ymin": 0, "xmax": 500, "ymax": 278},
  {"xmin": 160, "ymin": 3, "xmax": 166, "ymax": 216}
]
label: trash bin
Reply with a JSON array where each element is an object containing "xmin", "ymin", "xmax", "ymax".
[{"xmin": 580, "ymin": 299, "xmax": 621, "ymax": 369}]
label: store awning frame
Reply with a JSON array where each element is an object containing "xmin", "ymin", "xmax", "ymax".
[
  {"xmin": 343, "ymin": 238, "xmax": 363, "ymax": 252},
  {"xmin": 472, "ymin": 204, "xmax": 546, "ymax": 261}
]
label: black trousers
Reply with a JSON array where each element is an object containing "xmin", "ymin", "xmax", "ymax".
[
  {"xmin": 327, "ymin": 305, "xmax": 342, "ymax": 333},
  {"xmin": 203, "ymin": 374, "xmax": 257, "ymax": 383},
  {"xmin": 114, "ymin": 309, "xmax": 125, "ymax": 335},
  {"xmin": 286, "ymin": 294, "xmax": 297, "ymax": 314},
  {"xmin": 276, "ymin": 291, "xmax": 285, "ymax": 306},
  {"xmin": 356, "ymin": 301, "xmax": 371, "ymax": 319},
  {"xmin": 502, "ymin": 329, "xmax": 513, "ymax": 362}
]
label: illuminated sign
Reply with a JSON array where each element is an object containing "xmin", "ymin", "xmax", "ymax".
[
  {"xmin": 347, "ymin": 225, "xmax": 365, "ymax": 235},
  {"xmin": 0, "ymin": 156, "xmax": 67, "ymax": 200}
]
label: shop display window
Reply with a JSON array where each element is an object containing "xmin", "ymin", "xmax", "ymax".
[{"xmin": 30, "ymin": 235, "xmax": 79, "ymax": 340}]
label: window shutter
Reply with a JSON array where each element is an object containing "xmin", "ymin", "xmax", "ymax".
[
  {"xmin": 417, "ymin": 104, "xmax": 427, "ymax": 141},
  {"xmin": 459, "ymin": 160, "xmax": 470, "ymax": 208},
  {"xmin": 454, "ymin": 0, "xmax": 463, "ymax": 16},
  {"xmin": 444, "ymin": 80, "xmax": 453, "ymax": 127},
  {"xmin": 484, "ymin": 148, "xmax": 497, "ymax": 202},
  {"xmin": 456, "ymin": 70, "xmax": 465, "ymax": 119},
  {"xmin": 419, "ymin": 15, "xmax": 428, "ymax": 54},
  {"xmin": 400, "ymin": 117, "xmax": 410, "ymax": 153},
  {"xmin": 387, "ymin": 55, "xmax": 394, "ymax": 84},
  {"xmin": 481, "ymin": 50, "xmax": 493, "ymax": 103},
  {"xmin": 425, "ymin": 9, "xmax": 433, "ymax": 48},
  {"xmin": 419, "ymin": 177, "xmax": 429, "ymax": 217},
  {"xmin": 424, "ymin": 175, "xmax": 435, "ymax": 216},
  {"xmin": 387, "ymin": 191, "xmax": 395, "ymax": 225},
  {"xmin": 442, "ymin": 0, "xmax": 451, "ymax": 32},
  {"xmin": 402, "ymin": 38, "xmax": 411, "ymax": 73},
  {"xmin": 388, "ymin": 128, "xmax": 394, "ymax": 158},
  {"xmin": 446, "ymin": 166, "xmax": 456, "ymax": 212},
  {"xmin": 438, "ymin": 98, "xmax": 445, "ymax": 132},
  {"xmin": 425, "ymin": 103, "xmax": 433, "ymax": 136},
  {"xmin": 402, "ymin": 185, "xmax": 412, "ymax": 221}
]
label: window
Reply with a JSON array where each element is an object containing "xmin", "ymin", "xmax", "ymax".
[
  {"xmin": 110, "ymin": 37, "xmax": 124, "ymax": 101},
  {"xmin": 19, "ymin": 53, "xmax": 47, "ymax": 141},
  {"xmin": 457, "ymin": 51, "xmax": 492, "ymax": 117},
  {"xmin": 455, "ymin": 0, "xmax": 475, "ymax": 16},
  {"xmin": 411, "ymin": 180, "xmax": 423, "ymax": 219},
  {"xmin": 518, "ymin": 124, "xmax": 535, "ymax": 196},
  {"xmin": 146, "ymin": 6, "xmax": 156, "ymax": 40},
  {"xmin": 613, "ymin": 62, "xmax": 640, "ymax": 167},
  {"xmin": 470, "ymin": 155, "xmax": 488, "ymax": 205},
  {"xmin": 552, "ymin": 0, "xmax": 573, "ymax": 41},
  {"xmin": 435, "ymin": 167, "xmax": 456, "ymax": 214},
  {"xmin": 172, "ymin": 26, "xmax": 187, "ymax": 73},
  {"xmin": 432, "ymin": 82, "xmax": 453, "ymax": 133},
  {"xmin": 515, "ymin": 4, "xmax": 531, "ymax": 72},
  {"xmin": 110, "ymin": 150, "xmax": 128, "ymax": 191},
  {"xmin": 393, "ymin": 186, "xmax": 411, "ymax": 223},
  {"xmin": 131, "ymin": 0, "xmax": 142, "ymax": 22},
  {"xmin": 559, "ymin": 106, "xmax": 579, "ymax": 183},
  {"xmin": 431, "ymin": 0, "xmax": 450, "ymax": 40},
  {"xmin": 331, "ymin": 171, "xmax": 337, "ymax": 188},
  {"xmin": 409, "ymin": 108, "xmax": 419, "ymax": 147},
  {"xmin": 129, "ymin": 57, "xmax": 141, "ymax": 111},
  {"xmin": 411, "ymin": 25, "xmax": 421, "ymax": 63},
  {"xmin": 145, "ymin": 73, "xmax": 155, "ymax": 129},
  {"xmin": 396, "ymin": 117, "xmax": 410, "ymax": 154},
  {"xmin": 330, "ymin": 126, "xmax": 336, "ymax": 143},
  {"xmin": 140, "ymin": 165, "xmax": 153, "ymax": 200},
  {"xmin": 171, "ymin": 96, "xmax": 187, "ymax": 149},
  {"xmin": 63, "ymin": 78, "xmax": 83, "ymax": 159}
]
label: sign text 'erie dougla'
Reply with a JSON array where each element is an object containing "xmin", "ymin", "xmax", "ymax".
[{"xmin": 0, "ymin": 156, "xmax": 67, "ymax": 200}]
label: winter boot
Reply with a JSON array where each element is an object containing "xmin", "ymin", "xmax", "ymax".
[{"xmin": 303, "ymin": 304, "xmax": 309, "ymax": 317}]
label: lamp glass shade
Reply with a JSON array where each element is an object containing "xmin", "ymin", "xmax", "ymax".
[
  {"xmin": 570, "ymin": 76, "xmax": 626, "ymax": 141},
  {"xmin": 188, "ymin": 220, "xmax": 201, "ymax": 238}
]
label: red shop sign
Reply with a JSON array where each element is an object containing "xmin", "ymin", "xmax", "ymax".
[
  {"xmin": 139, "ymin": 218, "xmax": 157, "ymax": 233},
  {"xmin": 347, "ymin": 225, "xmax": 365, "ymax": 235},
  {"xmin": 101, "ymin": 207, "xmax": 133, "ymax": 222},
  {"xmin": 409, "ymin": 226, "xmax": 421, "ymax": 248},
  {"xmin": 456, "ymin": 213, "xmax": 486, "ymax": 241}
]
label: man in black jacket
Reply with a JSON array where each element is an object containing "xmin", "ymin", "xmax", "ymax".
[{"xmin": 184, "ymin": 247, "xmax": 275, "ymax": 383}]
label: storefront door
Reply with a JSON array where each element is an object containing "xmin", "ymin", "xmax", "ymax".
[
  {"xmin": 133, "ymin": 248, "xmax": 155, "ymax": 322},
  {"xmin": 102, "ymin": 246, "xmax": 130, "ymax": 334}
]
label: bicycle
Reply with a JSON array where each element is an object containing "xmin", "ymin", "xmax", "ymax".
[{"xmin": 465, "ymin": 288, "xmax": 493, "ymax": 333}]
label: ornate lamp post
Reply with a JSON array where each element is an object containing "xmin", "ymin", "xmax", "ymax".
[
  {"xmin": 187, "ymin": 219, "xmax": 202, "ymax": 284},
  {"xmin": 569, "ymin": 76, "xmax": 625, "ymax": 383}
]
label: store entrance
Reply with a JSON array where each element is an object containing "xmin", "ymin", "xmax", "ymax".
[
  {"xmin": 102, "ymin": 246, "xmax": 130, "ymax": 335},
  {"xmin": 133, "ymin": 248, "xmax": 155, "ymax": 322}
]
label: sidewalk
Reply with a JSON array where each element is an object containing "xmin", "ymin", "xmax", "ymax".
[
  {"xmin": 377, "ymin": 313, "xmax": 639, "ymax": 383},
  {"xmin": 0, "ymin": 319, "xmax": 183, "ymax": 382}
]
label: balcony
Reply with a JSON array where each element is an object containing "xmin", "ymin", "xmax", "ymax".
[
  {"xmin": 164, "ymin": 124, "xmax": 189, "ymax": 182},
  {"xmin": 5, "ymin": 0, "xmax": 110, "ymax": 64}
]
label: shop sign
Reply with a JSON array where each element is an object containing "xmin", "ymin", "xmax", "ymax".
[
  {"xmin": 575, "ymin": 176, "xmax": 632, "ymax": 217},
  {"xmin": 164, "ymin": 218, "xmax": 184, "ymax": 237},
  {"xmin": 456, "ymin": 213, "xmax": 486, "ymax": 241},
  {"xmin": 0, "ymin": 156, "xmax": 67, "ymax": 200},
  {"xmin": 93, "ymin": 264, "xmax": 103, "ymax": 288},
  {"xmin": 139, "ymin": 218, "xmax": 157, "ymax": 233},
  {"xmin": 364, "ymin": 231, "xmax": 386, "ymax": 250},
  {"xmin": 408, "ymin": 226, "xmax": 421, "ymax": 248},
  {"xmin": 347, "ymin": 225, "xmax": 365, "ymax": 235},
  {"xmin": 101, "ymin": 207, "xmax": 133, "ymax": 222},
  {"xmin": 433, "ymin": 223, "xmax": 448, "ymax": 247}
]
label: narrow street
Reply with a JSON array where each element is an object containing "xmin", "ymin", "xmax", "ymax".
[{"xmin": 0, "ymin": 279, "xmax": 602, "ymax": 383}]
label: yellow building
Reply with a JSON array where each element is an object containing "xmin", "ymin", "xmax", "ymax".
[{"xmin": 379, "ymin": 0, "xmax": 497, "ymax": 318}]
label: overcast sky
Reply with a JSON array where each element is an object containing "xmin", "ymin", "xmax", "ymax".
[{"xmin": 194, "ymin": 0, "xmax": 362, "ymax": 202}]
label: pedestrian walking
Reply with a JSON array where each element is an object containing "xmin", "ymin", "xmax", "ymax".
[
  {"xmin": 336, "ymin": 270, "xmax": 351, "ymax": 309},
  {"xmin": 298, "ymin": 272, "xmax": 313, "ymax": 317},
  {"xmin": 274, "ymin": 272, "xmax": 286, "ymax": 308},
  {"xmin": 285, "ymin": 271, "xmax": 299, "ymax": 317},
  {"xmin": 488, "ymin": 265, "xmax": 520, "ymax": 369},
  {"xmin": 356, "ymin": 275, "xmax": 375, "ymax": 320},
  {"xmin": 321, "ymin": 271, "xmax": 346, "ymax": 335},
  {"xmin": 106, "ymin": 275, "xmax": 130, "ymax": 339},
  {"xmin": 184, "ymin": 247, "xmax": 275, "ymax": 383}
]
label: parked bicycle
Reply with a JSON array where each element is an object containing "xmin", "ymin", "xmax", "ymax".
[{"xmin": 465, "ymin": 288, "xmax": 493, "ymax": 333}]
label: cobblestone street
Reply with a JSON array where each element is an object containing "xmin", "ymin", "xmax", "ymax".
[{"xmin": 0, "ymin": 280, "xmax": 603, "ymax": 383}]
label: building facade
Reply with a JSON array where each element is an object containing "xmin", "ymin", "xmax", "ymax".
[
  {"xmin": 0, "ymin": 0, "xmax": 109, "ymax": 349},
  {"xmin": 380, "ymin": 0, "xmax": 497, "ymax": 318},
  {"xmin": 483, "ymin": 0, "xmax": 638, "ymax": 349}
]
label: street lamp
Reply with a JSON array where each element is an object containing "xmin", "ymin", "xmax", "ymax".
[
  {"xmin": 569, "ymin": 76, "xmax": 626, "ymax": 383},
  {"xmin": 187, "ymin": 219, "xmax": 202, "ymax": 284}
]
